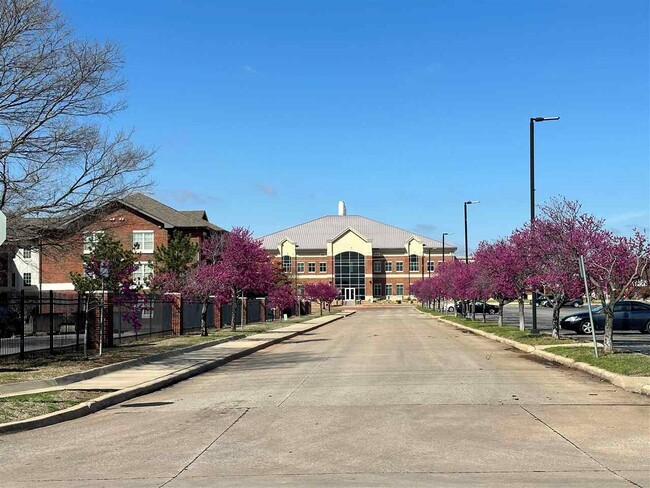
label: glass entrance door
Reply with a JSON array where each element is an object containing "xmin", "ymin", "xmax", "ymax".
[{"xmin": 344, "ymin": 288, "xmax": 356, "ymax": 302}]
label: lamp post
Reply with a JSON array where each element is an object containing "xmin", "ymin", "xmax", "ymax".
[
  {"xmin": 530, "ymin": 116, "xmax": 560, "ymax": 333},
  {"xmin": 295, "ymin": 244, "xmax": 300, "ymax": 317},
  {"xmin": 442, "ymin": 232, "xmax": 450, "ymax": 263},
  {"xmin": 463, "ymin": 201, "xmax": 480, "ymax": 264}
]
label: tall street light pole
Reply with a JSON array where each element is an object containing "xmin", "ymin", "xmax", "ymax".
[
  {"xmin": 442, "ymin": 232, "xmax": 450, "ymax": 263},
  {"xmin": 294, "ymin": 244, "xmax": 300, "ymax": 317},
  {"xmin": 530, "ymin": 116, "xmax": 560, "ymax": 333},
  {"xmin": 463, "ymin": 201, "xmax": 480, "ymax": 264}
]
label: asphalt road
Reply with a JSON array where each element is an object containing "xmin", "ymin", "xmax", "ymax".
[
  {"xmin": 0, "ymin": 308, "xmax": 648, "ymax": 487},
  {"xmin": 464, "ymin": 303, "xmax": 650, "ymax": 355}
]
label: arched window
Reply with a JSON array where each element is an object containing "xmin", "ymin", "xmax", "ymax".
[{"xmin": 409, "ymin": 254, "xmax": 419, "ymax": 272}]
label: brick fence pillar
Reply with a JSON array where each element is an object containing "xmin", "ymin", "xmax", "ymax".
[
  {"xmin": 88, "ymin": 292, "xmax": 113, "ymax": 350},
  {"xmin": 213, "ymin": 301, "xmax": 222, "ymax": 329},
  {"xmin": 167, "ymin": 293, "xmax": 182, "ymax": 335},
  {"xmin": 260, "ymin": 298, "xmax": 266, "ymax": 323}
]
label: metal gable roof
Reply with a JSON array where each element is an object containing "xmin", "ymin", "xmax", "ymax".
[{"xmin": 260, "ymin": 215, "xmax": 456, "ymax": 251}]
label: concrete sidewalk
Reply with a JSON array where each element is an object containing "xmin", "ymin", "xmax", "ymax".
[{"xmin": 0, "ymin": 311, "xmax": 355, "ymax": 434}]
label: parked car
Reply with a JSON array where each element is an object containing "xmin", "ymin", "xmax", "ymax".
[
  {"xmin": 560, "ymin": 301, "xmax": 650, "ymax": 334},
  {"xmin": 540, "ymin": 297, "xmax": 583, "ymax": 308},
  {"xmin": 529, "ymin": 295, "xmax": 548, "ymax": 306},
  {"xmin": 454, "ymin": 300, "xmax": 499, "ymax": 315}
]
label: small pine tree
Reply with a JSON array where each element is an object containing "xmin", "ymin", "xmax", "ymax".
[{"xmin": 152, "ymin": 232, "xmax": 198, "ymax": 276}]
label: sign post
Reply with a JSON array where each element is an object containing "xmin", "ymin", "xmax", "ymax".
[
  {"xmin": 0, "ymin": 210, "xmax": 6, "ymax": 246},
  {"xmin": 579, "ymin": 255, "xmax": 599, "ymax": 358}
]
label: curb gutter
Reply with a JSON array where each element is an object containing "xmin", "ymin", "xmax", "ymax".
[
  {"xmin": 0, "ymin": 335, "xmax": 246, "ymax": 396},
  {"xmin": 427, "ymin": 313, "xmax": 650, "ymax": 397},
  {"xmin": 0, "ymin": 312, "xmax": 355, "ymax": 434}
]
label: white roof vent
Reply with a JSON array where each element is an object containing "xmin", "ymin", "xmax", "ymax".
[{"xmin": 338, "ymin": 201, "xmax": 347, "ymax": 216}]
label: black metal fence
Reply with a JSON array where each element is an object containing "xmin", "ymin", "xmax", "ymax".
[
  {"xmin": 112, "ymin": 298, "xmax": 174, "ymax": 345},
  {"xmin": 0, "ymin": 291, "xmax": 83, "ymax": 358},
  {"xmin": 0, "ymin": 291, "xmax": 279, "ymax": 359}
]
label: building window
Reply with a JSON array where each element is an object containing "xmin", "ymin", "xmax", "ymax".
[
  {"xmin": 320, "ymin": 262, "xmax": 327, "ymax": 273},
  {"xmin": 83, "ymin": 231, "xmax": 104, "ymax": 253},
  {"xmin": 396, "ymin": 261, "xmax": 404, "ymax": 272},
  {"xmin": 133, "ymin": 231, "xmax": 154, "ymax": 253},
  {"xmin": 141, "ymin": 302, "xmax": 154, "ymax": 319},
  {"xmin": 23, "ymin": 248, "xmax": 31, "ymax": 259},
  {"xmin": 409, "ymin": 254, "xmax": 419, "ymax": 272},
  {"xmin": 334, "ymin": 251, "xmax": 366, "ymax": 300},
  {"xmin": 385, "ymin": 284, "xmax": 392, "ymax": 296},
  {"xmin": 23, "ymin": 273, "xmax": 32, "ymax": 286},
  {"xmin": 308, "ymin": 262, "xmax": 316, "ymax": 273},
  {"xmin": 396, "ymin": 284, "xmax": 404, "ymax": 295},
  {"xmin": 427, "ymin": 261, "xmax": 435, "ymax": 272},
  {"xmin": 297, "ymin": 262, "xmax": 305, "ymax": 273},
  {"xmin": 133, "ymin": 262, "xmax": 153, "ymax": 286},
  {"xmin": 385, "ymin": 261, "xmax": 392, "ymax": 272},
  {"xmin": 282, "ymin": 255, "xmax": 292, "ymax": 273},
  {"xmin": 373, "ymin": 283, "xmax": 382, "ymax": 296},
  {"xmin": 373, "ymin": 261, "xmax": 382, "ymax": 273}
]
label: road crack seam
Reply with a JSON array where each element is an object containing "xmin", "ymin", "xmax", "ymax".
[
  {"xmin": 277, "ymin": 339, "xmax": 347, "ymax": 408},
  {"xmin": 158, "ymin": 407, "xmax": 250, "ymax": 488},
  {"xmin": 519, "ymin": 405, "xmax": 642, "ymax": 487}
]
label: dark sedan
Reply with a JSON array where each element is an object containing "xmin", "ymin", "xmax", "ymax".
[
  {"xmin": 560, "ymin": 301, "xmax": 650, "ymax": 334},
  {"xmin": 455, "ymin": 300, "xmax": 499, "ymax": 315}
]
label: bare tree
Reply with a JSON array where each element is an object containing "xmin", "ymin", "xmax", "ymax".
[{"xmin": 0, "ymin": 0, "xmax": 152, "ymax": 246}]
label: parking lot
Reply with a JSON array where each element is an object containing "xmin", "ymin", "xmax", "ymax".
[{"xmin": 456, "ymin": 303, "xmax": 650, "ymax": 355}]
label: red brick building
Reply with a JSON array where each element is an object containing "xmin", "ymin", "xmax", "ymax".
[
  {"xmin": 16, "ymin": 193, "xmax": 224, "ymax": 292},
  {"xmin": 261, "ymin": 202, "xmax": 457, "ymax": 302}
]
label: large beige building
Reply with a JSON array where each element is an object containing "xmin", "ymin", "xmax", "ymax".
[{"xmin": 261, "ymin": 202, "xmax": 457, "ymax": 302}]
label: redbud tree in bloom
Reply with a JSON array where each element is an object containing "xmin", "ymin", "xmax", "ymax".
[
  {"xmin": 217, "ymin": 227, "xmax": 275, "ymax": 331},
  {"xmin": 473, "ymin": 238, "xmax": 529, "ymax": 328},
  {"xmin": 267, "ymin": 283, "xmax": 298, "ymax": 315},
  {"xmin": 536, "ymin": 198, "xmax": 649, "ymax": 352},
  {"xmin": 303, "ymin": 282, "xmax": 339, "ymax": 315}
]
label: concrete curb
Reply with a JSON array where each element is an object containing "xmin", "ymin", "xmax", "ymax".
[
  {"xmin": 426, "ymin": 313, "xmax": 650, "ymax": 397},
  {"xmin": 0, "ymin": 311, "xmax": 355, "ymax": 434},
  {"xmin": 0, "ymin": 334, "xmax": 246, "ymax": 396}
]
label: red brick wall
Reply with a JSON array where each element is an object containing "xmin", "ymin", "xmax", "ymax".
[
  {"xmin": 272, "ymin": 252, "xmax": 448, "ymax": 298},
  {"xmin": 41, "ymin": 207, "xmax": 169, "ymax": 285}
]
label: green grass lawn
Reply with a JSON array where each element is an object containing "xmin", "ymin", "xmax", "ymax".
[
  {"xmin": 0, "ymin": 390, "xmax": 105, "ymax": 423},
  {"xmin": 544, "ymin": 347, "xmax": 650, "ymax": 376},
  {"xmin": 417, "ymin": 306, "xmax": 575, "ymax": 346}
]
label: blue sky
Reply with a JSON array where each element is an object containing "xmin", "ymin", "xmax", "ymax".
[{"xmin": 58, "ymin": 0, "xmax": 649, "ymax": 255}]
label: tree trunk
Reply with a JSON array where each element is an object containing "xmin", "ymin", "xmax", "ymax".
[
  {"xmin": 603, "ymin": 305, "xmax": 615, "ymax": 354},
  {"xmin": 320, "ymin": 302, "xmax": 323, "ymax": 316},
  {"xmin": 83, "ymin": 293, "xmax": 90, "ymax": 359},
  {"xmin": 230, "ymin": 289, "xmax": 238, "ymax": 331},
  {"xmin": 518, "ymin": 297, "xmax": 525, "ymax": 331},
  {"xmin": 200, "ymin": 301, "xmax": 208, "ymax": 337},
  {"xmin": 471, "ymin": 300, "xmax": 476, "ymax": 321},
  {"xmin": 498, "ymin": 301, "xmax": 504, "ymax": 326},
  {"xmin": 551, "ymin": 303, "xmax": 561, "ymax": 339}
]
